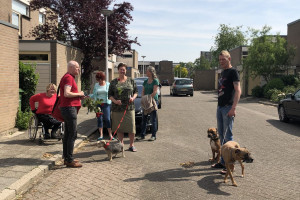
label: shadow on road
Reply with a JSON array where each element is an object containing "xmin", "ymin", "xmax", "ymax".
[
  {"xmin": 267, "ymin": 119, "xmax": 300, "ymax": 137},
  {"xmin": 124, "ymin": 160, "xmax": 231, "ymax": 196}
]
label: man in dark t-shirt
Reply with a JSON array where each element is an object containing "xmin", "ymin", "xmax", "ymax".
[{"xmin": 211, "ymin": 50, "xmax": 242, "ymax": 174}]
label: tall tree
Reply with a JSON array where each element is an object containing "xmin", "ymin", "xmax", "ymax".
[
  {"xmin": 29, "ymin": 0, "xmax": 139, "ymax": 80},
  {"xmin": 174, "ymin": 63, "xmax": 188, "ymax": 78},
  {"xmin": 210, "ymin": 24, "xmax": 247, "ymax": 67},
  {"xmin": 244, "ymin": 26, "xmax": 296, "ymax": 83},
  {"xmin": 194, "ymin": 57, "xmax": 211, "ymax": 70}
]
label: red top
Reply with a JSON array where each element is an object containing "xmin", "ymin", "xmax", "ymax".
[
  {"xmin": 29, "ymin": 93, "xmax": 57, "ymax": 114},
  {"xmin": 59, "ymin": 73, "xmax": 81, "ymax": 107}
]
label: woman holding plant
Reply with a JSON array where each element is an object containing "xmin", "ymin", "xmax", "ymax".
[
  {"xmin": 108, "ymin": 63, "xmax": 138, "ymax": 152},
  {"xmin": 89, "ymin": 71, "xmax": 113, "ymax": 141}
]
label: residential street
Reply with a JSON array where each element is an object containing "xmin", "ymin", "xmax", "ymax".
[{"xmin": 20, "ymin": 86, "xmax": 300, "ymax": 200}]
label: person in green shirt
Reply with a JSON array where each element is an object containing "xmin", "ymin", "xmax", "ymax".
[{"xmin": 136, "ymin": 66, "xmax": 159, "ymax": 141}]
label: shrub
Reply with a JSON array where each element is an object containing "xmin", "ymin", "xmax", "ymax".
[
  {"xmin": 280, "ymin": 75, "xmax": 297, "ymax": 86},
  {"xmin": 19, "ymin": 62, "xmax": 39, "ymax": 111},
  {"xmin": 16, "ymin": 110, "xmax": 32, "ymax": 130},
  {"xmin": 251, "ymin": 86, "xmax": 264, "ymax": 98},
  {"xmin": 264, "ymin": 78, "xmax": 284, "ymax": 99},
  {"xmin": 283, "ymin": 85, "xmax": 296, "ymax": 94},
  {"xmin": 269, "ymin": 89, "xmax": 285, "ymax": 103}
]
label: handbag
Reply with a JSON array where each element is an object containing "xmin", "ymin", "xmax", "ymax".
[{"xmin": 52, "ymin": 84, "xmax": 64, "ymax": 122}]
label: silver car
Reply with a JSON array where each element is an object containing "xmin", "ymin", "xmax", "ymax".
[{"xmin": 170, "ymin": 78, "xmax": 193, "ymax": 96}]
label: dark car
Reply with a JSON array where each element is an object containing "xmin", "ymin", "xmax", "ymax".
[
  {"xmin": 161, "ymin": 79, "xmax": 169, "ymax": 86},
  {"xmin": 170, "ymin": 78, "xmax": 193, "ymax": 96},
  {"xmin": 134, "ymin": 84, "xmax": 158, "ymax": 133},
  {"xmin": 134, "ymin": 77, "xmax": 162, "ymax": 109},
  {"xmin": 278, "ymin": 88, "xmax": 300, "ymax": 122}
]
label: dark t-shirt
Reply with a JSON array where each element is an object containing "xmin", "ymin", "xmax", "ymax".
[{"xmin": 218, "ymin": 68, "xmax": 240, "ymax": 107}]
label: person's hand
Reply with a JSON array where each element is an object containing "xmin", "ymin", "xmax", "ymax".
[
  {"xmin": 129, "ymin": 97, "xmax": 135, "ymax": 103},
  {"xmin": 115, "ymin": 100, "xmax": 122, "ymax": 105},
  {"xmin": 227, "ymin": 108, "xmax": 236, "ymax": 117},
  {"xmin": 79, "ymin": 91, "xmax": 85, "ymax": 97}
]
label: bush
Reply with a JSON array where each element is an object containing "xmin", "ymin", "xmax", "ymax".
[
  {"xmin": 283, "ymin": 85, "xmax": 296, "ymax": 94},
  {"xmin": 269, "ymin": 89, "xmax": 285, "ymax": 103},
  {"xmin": 251, "ymin": 86, "xmax": 264, "ymax": 98},
  {"xmin": 16, "ymin": 110, "xmax": 32, "ymax": 130},
  {"xmin": 280, "ymin": 75, "xmax": 297, "ymax": 86},
  {"xmin": 19, "ymin": 62, "xmax": 39, "ymax": 111},
  {"xmin": 264, "ymin": 78, "xmax": 284, "ymax": 99}
]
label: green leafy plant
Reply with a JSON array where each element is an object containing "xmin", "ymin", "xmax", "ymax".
[
  {"xmin": 264, "ymin": 78, "xmax": 284, "ymax": 99},
  {"xmin": 251, "ymin": 86, "xmax": 264, "ymax": 98},
  {"xmin": 19, "ymin": 62, "xmax": 39, "ymax": 111},
  {"xmin": 82, "ymin": 98, "xmax": 103, "ymax": 115},
  {"xmin": 16, "ymin": 110, "xmax": 32, "ymax": 130}
]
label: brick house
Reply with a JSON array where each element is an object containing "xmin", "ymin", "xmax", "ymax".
[{"xmin": 0, "ymin": 0, "xmax": 83, "ymax": 134}]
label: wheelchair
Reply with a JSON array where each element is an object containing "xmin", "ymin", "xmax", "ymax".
[{"xmin": 28, "ymin": 114, "xmax": 64, "ymax": 144}]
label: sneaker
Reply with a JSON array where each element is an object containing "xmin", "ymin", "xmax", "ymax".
[
  {"xmin": 97, "ymin": 137, "xmax": 104, "ymax": 141},
  {"xmin": 128, "ymin": 146, "xmax": 137, "ymax": 152},
  {"xmin": 136, "ymin": 136, "xmax": 145, "ymax": 141},
  {"xmin": 148, "ymin": 137, "xmax": 156, "ymax": 141},
  {"xmin": 110, "ymin": 136, "xmax": 116, "ymax": 141},
  {"xmin": 211, "ymin": 163, "xmax": 224, "ymax": 168}
]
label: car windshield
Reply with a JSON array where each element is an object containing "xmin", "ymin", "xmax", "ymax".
[
  {"xmin": 176, "ymin": 79, "xmax": 192, "ymax": 85},
  {"xmin": 137, "ymin": 85, "xmax": 143, "ymax": 97}
]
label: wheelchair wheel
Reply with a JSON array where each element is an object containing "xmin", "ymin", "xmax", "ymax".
[{"xmin": 28, "ymin": 115, "xmax": 38, "ymax": 141}]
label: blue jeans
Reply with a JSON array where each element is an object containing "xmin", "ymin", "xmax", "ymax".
[
  {"xmin": 60, "ymin": 107, "xmax": 78, "ymax": 163},
  {"xmin": 217, "ymin": 105, "xmax": 234, "ymax": 165},
  {"xmin": 140, "ymin": 100, "xmax": 158, "ymax": 138},
  {"xmin": 97, "ymin": 103, "xmax": 111, "ymax": 128}
]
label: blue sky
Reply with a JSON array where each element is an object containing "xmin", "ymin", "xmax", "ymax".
[{"xmin": 113, "ymin": 0, "xmax": 299, "ymax": 63}]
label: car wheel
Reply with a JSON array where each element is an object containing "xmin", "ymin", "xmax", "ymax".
[
  {"xmin": 279, "ymin": 105, "xmax": 289, "ymax": 122},
  {"xmin": 191, "ymin": 92, "xmax": 193, "ymax": 97},
  {"xmin": 170, "ymin": 89, "xmax": 172, "ymax": 96}
]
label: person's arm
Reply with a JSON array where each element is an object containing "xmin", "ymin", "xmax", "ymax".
[
  {"xmin": 64, "ymin": 85, "xmax": 84, "ymax": 98},
  {"xmin": 29, "ymin": 94, "xmax": 39, "ymax": 111},
  {"xmin": 151, "ymin": 85, "xmax": 158, "ymax": 98},
  {"xmin": 228, "ymin": 81, "xmax": 241, "ymax": 117}
]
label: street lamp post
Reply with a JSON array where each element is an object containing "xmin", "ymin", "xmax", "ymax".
[
  {"xmin": 101, "ymin": 9, "xmax": 113, "ymax": 82},
  {"xmin": 141, "ymin": 55, "xmax": 146, "ymax": 77}
]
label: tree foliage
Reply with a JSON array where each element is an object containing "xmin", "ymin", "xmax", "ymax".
[
  {"xmin": 194, "ymin": 56, "xmax": 211, "ymax": 70},
  {"xmin": 174, "ymin": 63, "xmax": 188, "ymax": 78},
  {"xmin": 210, "ymin": 24, "xmax": 248, "ymax": 66},
  {"xmin": 244, "ymin": 26, "xmax": 296, "ymax": 83},
  {"xmin": 29, "ymin": 0, "xmax": 139, "ymax": 80}
]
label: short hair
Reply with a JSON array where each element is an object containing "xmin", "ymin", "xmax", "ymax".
[
  {"xmin": 147, "ymin": 66, "xmax": 157, "ymax": 79},
  {"xmin": 67, "ymin": 60, "xmax": 79, "ymax": 68},
  {"xmin": 117, "ymin": 63, "xmax": 127, "ymax": 70},
  {"xmin": 95, "ymin": 71, "xmax": 105, "ymax": 80},
  {"xmin": 46, "ymin": 83, "xmax": 57, "ymax": 92},
  {"xmin": 219, "ymin": 50, "xmax": 231, "ymax": 58}
]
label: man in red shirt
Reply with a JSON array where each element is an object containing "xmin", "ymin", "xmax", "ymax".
[{"xmin": 59, "ymin": 61, "xmax": 85, "ymax": 168}]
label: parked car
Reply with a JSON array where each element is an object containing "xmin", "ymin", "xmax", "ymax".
[
  {"xmin": 278, "ymin": 88, "xmax": 300, "ymax": 122},
  {"xmin": 134, "ymin": 77, "xmax": 162, "ymax": 109},
  {"xmin": 170, "ymin": 78, "xmax": 193, "ymax": 96},
  {"xmin": 161, "ymin": 79, "xmax": 169, "ymax": 86},
  {"xmin": 134, "ymin": 84, "xmax": 158, "ymax": 133}
]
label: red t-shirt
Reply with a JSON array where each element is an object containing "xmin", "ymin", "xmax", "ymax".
[
  {"xmin": 29, "ymin": 93, "xmax": 57, "ymax": 114},
  {"xmin": 59, "ymin": 73, "xmax": 81, "ymax": 107}
]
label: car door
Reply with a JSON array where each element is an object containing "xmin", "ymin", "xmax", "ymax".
[{"xmin": 289, "ymin": 89, "xmax": 300, "ymax": 118}]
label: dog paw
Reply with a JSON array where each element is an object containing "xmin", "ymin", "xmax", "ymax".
[{"xmin": 241, "ymin": 175, "xmax": 244, "ymax": 178}]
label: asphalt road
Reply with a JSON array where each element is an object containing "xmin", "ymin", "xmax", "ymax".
[{"xmin": 20, "ymin": 87, "xmax": 300, "ymax": 200}]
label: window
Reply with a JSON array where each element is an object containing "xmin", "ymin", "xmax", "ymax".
[
  {"xmin": 39, "ymin": 13, "xmax": 46, "ymax": 24},
  {"xmin": 12, "ymin": 12, "xmax": 20, "ymax": 27},
  {"xmin": 19, "ymin": 54, "xmax": 49, "ymax": 61},
  {"xmin": 12, "ymin": 0, "xmax": 29, "ymax": 17},
  {"xmin": 123, "ymin": 54, "xmax": 133, "ymax": 58}
]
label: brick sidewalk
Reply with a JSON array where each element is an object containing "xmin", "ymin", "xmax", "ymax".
[{"xmin": 0, "ymin": 107, "xmax": 98, "ymax": 200}]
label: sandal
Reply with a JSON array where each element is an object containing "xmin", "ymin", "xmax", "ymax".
[
  {"xmin": 128, "ymin": 146, "xmax": 137, "ymax": 152},
  {"xmin": 211, "ymin": 163, "xmax": 224, "ymax": 168},
  {"xmin": 97, "ymin": 137, "xmax": 104, "ymax": 141}
]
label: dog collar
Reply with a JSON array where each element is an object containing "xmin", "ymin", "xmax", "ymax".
[
  {"xmin": 104, "ymin": 143, "xmax": 110, "ymax": 149},
  {"xmin": 212, "ymin": 137, "xmax": 219, "ymax": 141}
]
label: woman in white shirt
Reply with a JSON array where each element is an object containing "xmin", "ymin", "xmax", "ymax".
[{"xmin": 89, "ymin": 71, "xmax": 113, "ymax": 141}]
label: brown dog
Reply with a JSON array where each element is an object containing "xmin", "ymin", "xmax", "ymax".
[
  {"xmin": 221, "ymin": 141, "xmax": 254, "ymax": 187},
  {"xmin": 207, "ymin": 128, "xmax": 221, "ymax": 163}
]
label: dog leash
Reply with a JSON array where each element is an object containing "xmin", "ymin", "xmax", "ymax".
[{"xmin": 105, "ymin": 104, "xmax": 129, "ymax": 147}]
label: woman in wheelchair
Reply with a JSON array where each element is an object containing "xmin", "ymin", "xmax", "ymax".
[{"xmin": 30, "ymin": 83, "xmax": 62, "ymax": 139}]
